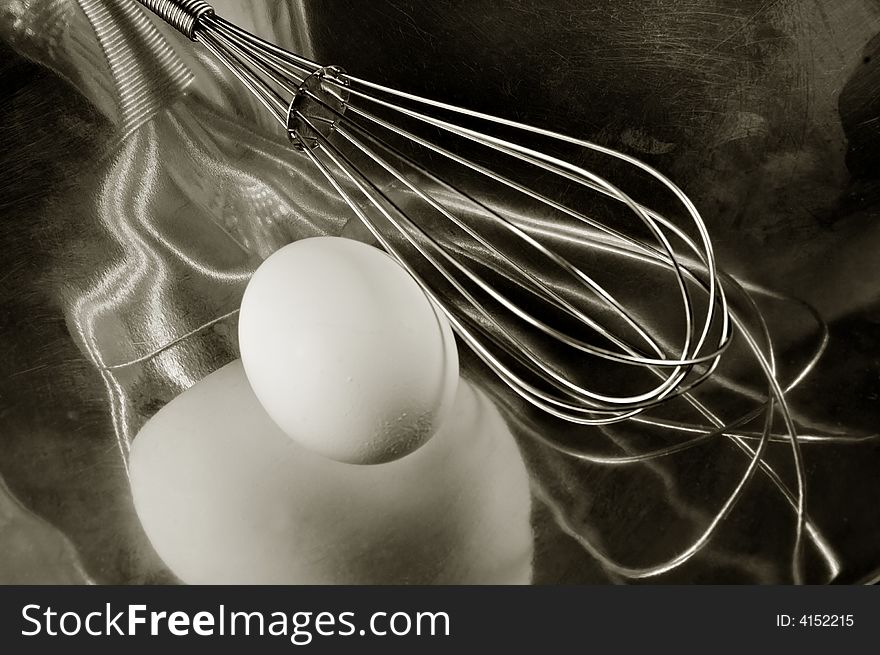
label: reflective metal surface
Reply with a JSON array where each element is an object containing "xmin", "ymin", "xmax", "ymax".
[{"xmin": 1, "ymin": 0, "xmax": 879, "ymax": 584}]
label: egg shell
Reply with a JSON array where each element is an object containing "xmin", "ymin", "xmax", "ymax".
[
  {"xmin": 238, "ymin": 236, "xmax": 459, "ymax": 464},
  {"xmin": 129, "ymin": 360, "xmax": 533, "ymax": 584}
]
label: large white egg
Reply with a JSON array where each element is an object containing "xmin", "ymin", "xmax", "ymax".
[
  {"xmin": 129, "ymin": 360, "xmax": 533, "ymax": 584},
  {"xmin": 239, "ymin": 236, "xmax": 459, "ymax": 464}
]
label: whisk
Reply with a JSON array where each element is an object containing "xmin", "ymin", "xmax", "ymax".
[
  {"xmin": 137, "ymin": 0, "xmax": 737, "ymax": 423},
  {"xmin": 135, "ymin": 0, "xmax": 830, "ymax": 581}
]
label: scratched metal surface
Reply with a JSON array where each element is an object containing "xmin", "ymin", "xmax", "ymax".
[{"xmin": 1, "ymin": 0, "xmax": 879, "ymax": 584}]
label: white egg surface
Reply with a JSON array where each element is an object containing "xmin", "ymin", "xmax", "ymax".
[
  {"xmin": 129, "ymin": 360, "xmax": 533, "ymax": 584},
  {"xmin": 238, "ymin": 236, "xmax": 459, "ymax": 464}
]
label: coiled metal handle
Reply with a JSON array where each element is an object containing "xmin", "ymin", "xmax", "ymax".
[{"xmin": 137, "ymin": 0, "xmax": 214, "ymax": 40}]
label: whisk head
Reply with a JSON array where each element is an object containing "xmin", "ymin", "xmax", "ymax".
[{"xmin": 139, "ymin": 0, "xmax": 732, "ymax": 426}]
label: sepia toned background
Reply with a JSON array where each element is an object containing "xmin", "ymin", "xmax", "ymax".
[{"xmin": 1, "ymin": 0, "xmax": 879, "ymax": 584}]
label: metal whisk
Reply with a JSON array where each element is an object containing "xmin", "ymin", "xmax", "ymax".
[{"xmin": 136, "ymin": 0, "xmax": 735, "ymax": 426}]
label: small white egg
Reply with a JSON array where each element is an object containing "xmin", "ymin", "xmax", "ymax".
[
  {"xmin": 238, "ymin": 236, "xmax": 459, "ymax": 464},
  {"xmin": 129, "ymin": 360, "xmax": 533, "ymax": 584}
]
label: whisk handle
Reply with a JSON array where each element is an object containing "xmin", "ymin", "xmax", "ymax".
[{"xmin": 137, "ymin": 0, "xmax": 215, "ymax": 40}]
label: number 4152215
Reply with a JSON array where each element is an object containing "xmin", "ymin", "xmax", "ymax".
[{"xmin": 776, "ymin": 615, "xmax": 854, "ymax": 627}]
